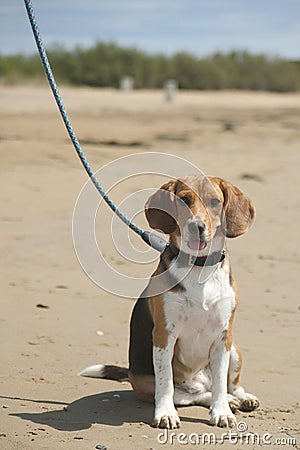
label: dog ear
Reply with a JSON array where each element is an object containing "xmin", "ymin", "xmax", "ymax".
[
  {"xmin": 215, "ymin": 178, "xmax": 255, "ymax": 238},
  {"xmin": 145, "ymin": 180, "xmax": 178, "ymax": 234}
]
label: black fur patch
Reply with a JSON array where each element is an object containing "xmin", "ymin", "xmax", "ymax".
[
  {"xmin": 129, "ymin": 297, "xmax": 154, "ymax": 376},
  {"xmin": 101, "ymin": 365, "xmax": 128, "ymax": 381}
]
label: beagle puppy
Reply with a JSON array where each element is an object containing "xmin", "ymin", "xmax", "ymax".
[{"xmin": 80, "ymin": 174, "xmax": 259, "ymax": 428}]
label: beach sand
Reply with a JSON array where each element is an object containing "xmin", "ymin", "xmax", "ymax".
[{"xmin": 0, "ymin": 86, "xmax": 299, "ymax": 449}]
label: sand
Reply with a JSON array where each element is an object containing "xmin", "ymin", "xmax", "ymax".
[{"xmin": 0, "ymin": 85, "xmax": 299, "ymax": 449}]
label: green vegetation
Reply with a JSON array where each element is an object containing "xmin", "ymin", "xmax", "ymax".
[{"xmin": 1, "ymin": 42, "xmax": 300, "ymax": 91}]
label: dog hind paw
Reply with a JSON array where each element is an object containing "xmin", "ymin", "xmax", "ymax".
[
  {"xmin": 239, "ymin": 393, "xmax": 259, "ymax": 412},
  {"xmin": 227, "ymin": 394, "xmax": 240, "ymax": 413}
]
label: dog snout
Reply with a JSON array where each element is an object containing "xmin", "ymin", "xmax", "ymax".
[{"xmin": 188, "ymin": 221, "xmax": 206, "ymax": 236}]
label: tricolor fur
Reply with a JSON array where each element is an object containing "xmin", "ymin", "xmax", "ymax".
[{"xmin": 80, "ymin": 174, "xmax": 259, "ymax": 429}]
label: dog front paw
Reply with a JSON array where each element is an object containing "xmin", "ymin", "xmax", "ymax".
[
  {"xmin": 153, "ymin": 406, "xmax": 181, "ymax": 429},
  {"xmin": 210, "ymin": 403, "xmax": 237, "ymax": 428}
]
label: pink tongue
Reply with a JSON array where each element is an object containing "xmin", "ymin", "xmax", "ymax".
[{"xmin": 188, "ymin": 240, "xmax": 206, "ymax": 251}]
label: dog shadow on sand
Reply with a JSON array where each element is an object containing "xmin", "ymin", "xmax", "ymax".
[{"xmin": 9, "ymin": 390, "xmax": 209, "ymax": 431}]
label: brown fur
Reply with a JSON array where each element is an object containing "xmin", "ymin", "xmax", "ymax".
[
  {"xmin": 148, "ymin": 295, "xmax": 169, "ymax": 349},
  {"xmin": 128, "ymin": 372, "xmax": 155, "ymax": 403}
]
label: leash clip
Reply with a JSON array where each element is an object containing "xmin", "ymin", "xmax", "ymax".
[{"xmin": 141, "ymin": 231, "xmax": 168, "ymax": 253}]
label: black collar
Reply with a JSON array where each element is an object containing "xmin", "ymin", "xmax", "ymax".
[{"xmin": 168, "ymin": 242, "xmax": 226, "ymax": 267}]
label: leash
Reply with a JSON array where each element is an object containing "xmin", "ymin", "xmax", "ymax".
[{"xmin": 23, "ymin": 0, "xmax": 167, "ymax": 254}]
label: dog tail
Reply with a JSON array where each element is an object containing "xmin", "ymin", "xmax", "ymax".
[{"xmin": 78, "ymin": 364, "xmax": 129, "ymax": 382}]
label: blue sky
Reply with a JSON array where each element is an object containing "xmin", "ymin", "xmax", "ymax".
[{"xmin": 1, "ymin": 0, "xmax": 300, "ymax": 58}]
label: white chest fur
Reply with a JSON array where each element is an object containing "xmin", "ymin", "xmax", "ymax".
[{"xmin": 163, "ymin": 262, "xmax": 235, "ymax": 374}]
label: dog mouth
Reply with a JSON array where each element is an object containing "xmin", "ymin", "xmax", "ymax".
[{"xmin": 187, "ymin": 239, "xmax": 207, "ymax": 251}]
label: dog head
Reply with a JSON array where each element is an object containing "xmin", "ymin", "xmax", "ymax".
[{"xmin": 145, "ymin": 174, "xmax": 255, "ymax": 255}]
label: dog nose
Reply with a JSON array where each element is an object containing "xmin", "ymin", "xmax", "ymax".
[{"xmin": 188, "ymin": 221, "xmax": 206, "ymax": 235}]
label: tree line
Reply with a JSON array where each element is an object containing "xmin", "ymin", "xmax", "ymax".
[{"xmin": 1, "ymin": 42, "xmax": 300, "ymax": 92}]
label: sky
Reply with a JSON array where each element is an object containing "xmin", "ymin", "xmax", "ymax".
[{"xmin": 1, "ymin": 0, "xmax": 300, "ymax": 59}]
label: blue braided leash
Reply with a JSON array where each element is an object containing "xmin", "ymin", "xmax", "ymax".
[{"xmin": 23, "ymin": 0, "xmax": 167, "ymax": 253}]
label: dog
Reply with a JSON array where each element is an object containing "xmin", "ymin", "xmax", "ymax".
[{"xmin": 80, "ymin": 174, "xmax": 259, "ymax": 428}]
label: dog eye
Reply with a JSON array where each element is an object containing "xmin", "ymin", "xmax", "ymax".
[
  {"xmin": 210, "ymin": 198, "xmax": 221, "ymax": 207},
  {"xmin": 179, "ymin": 196, "xmax": 192, "ymax": 206}
]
